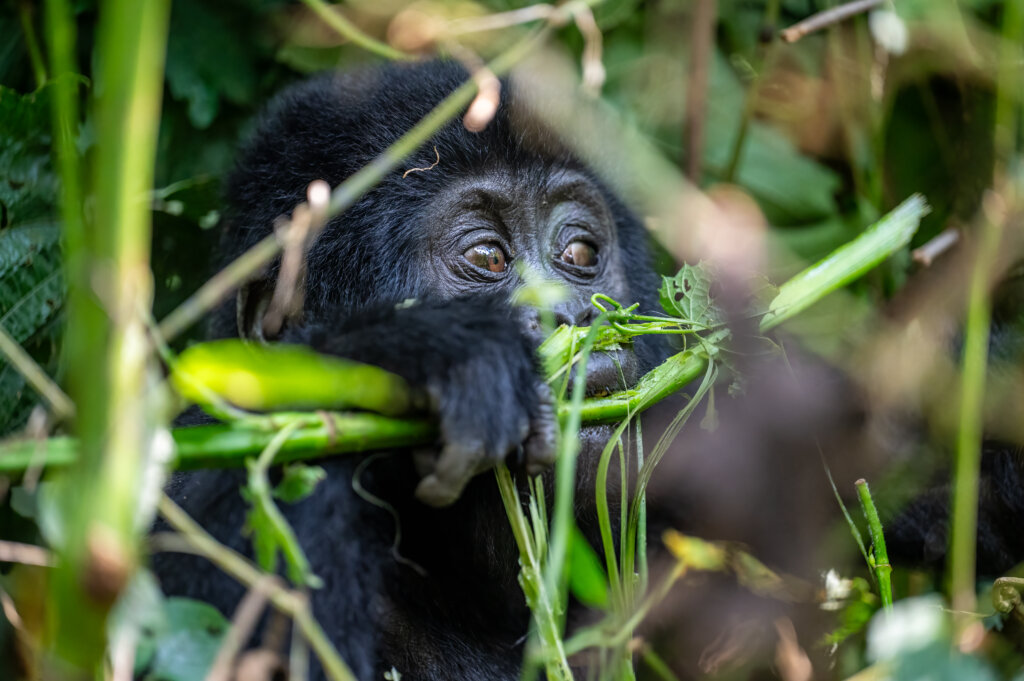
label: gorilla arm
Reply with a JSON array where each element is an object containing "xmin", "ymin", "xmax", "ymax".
[{"xmin": 283, "ymin": 296, "xmax": 557, "ymax": 506}]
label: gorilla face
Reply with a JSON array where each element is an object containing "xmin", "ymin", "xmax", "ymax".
[{"xmin": 420, "ymin": 166, "xmax": 639, "ymax": 395}]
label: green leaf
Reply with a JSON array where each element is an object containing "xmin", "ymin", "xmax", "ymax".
[
  {"xmin": 274, "ymin": 463, "xmax": 327, "ymax": 503},
  {"xmin": 165, "ymin": 0, "xmax": 258, "ymax": 129},
  {"xmin": 172, "ymin": 339, "xmax": 415, "ymax": 416},
  {"xmin": 568, "ymin": 526, "xmax": 609, "ymax": 609},
  {"xmin": 657, "ymin": 261, "xmax": 723, "ymax": 329},
  {"xmin": 139, "ymin": 597, "xmax": 229, "ymax": 681}
]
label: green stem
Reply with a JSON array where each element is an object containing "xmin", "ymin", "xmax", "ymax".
[
  {"xmin": 299, "ymin": 0, "xmax": 412, "ymax": 61},
  {"xmin": 46, "ymin": 0, "xmax": 170, "ymax": 671},
  {"xmin": 19, "ymin": 0, "xmax": 48, "ymax": 87},
  {"xmin": 949, "ymin": 211, "xmax": 1003, "ymax": 621},
  {"xmin": 855, "ymin": 478, "xmax": 892, "ymax": 611},
  {"xmin": 246, "ymin": 420, "xmax": 320, "ymax": 587},
  {"xmin": 495, "ymin": 465, "xmax": 573, "ymax": 680}
]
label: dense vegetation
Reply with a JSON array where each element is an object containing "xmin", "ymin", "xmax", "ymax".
[{"xmin": 0, "ymin": 0, "xmax": 1022, "ymax": 680}]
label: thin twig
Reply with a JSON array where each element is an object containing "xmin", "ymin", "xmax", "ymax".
[
  {"xmin": 157, "ymin": 495, "xmax": 357, "ymax": 681},
  {"xmin": 0, "ymin": 540, "xmax": 54, "ymax": 567},
  {"xmin": 912, "ymin": 228, "xmax": 960, "ymax": 267},
  {"xmin": 0, "ymin": 323, "xmax": 75, "ymax": 421},
  {"xmin": 402, "ymin": 146, "xmax": 440, "ymax": 178},
  {"xmin": 205, "ymin": 578, "xmax": 274, "ymax": 681},
  {"xmin": 299, "ymin": 0, "xmax": 412, "ymax": 61},
  {"xmin": 263, "ymin": 180, "xmax": 331, "ymax": 338},
  {"xmin": 158, "ymin": 234, "xmax": 281, "ymax": 342},
  {"xmin": 443, "ymin": 4, "xmax": 560, "ymax": 36},
  {"xmin": 779, "ymin": 0, "xmax": 883, "ymax": 43}
]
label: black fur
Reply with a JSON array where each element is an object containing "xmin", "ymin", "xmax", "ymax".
[{"xmin": 154, "ymin": 60, "xmax": 666, "ymax": 680}]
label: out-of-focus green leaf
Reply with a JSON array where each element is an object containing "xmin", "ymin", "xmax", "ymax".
[
  {"xmin": 138, "ymin": 597, "xmax": 229, "ymax": 681},
  {"xmin": 568, "ymin": 526, "xmax": 609, "ymax": 608},
  {"xmin": 165, "ymin": 0, "xmax": 258, "ymax": 129},
  {"xmin": 761, "ymin": 195, "xmax": 929, "ymax": 331},
  {"xmin": 703, "ymin": 53, "xmax": 842, "ymax": 224}
]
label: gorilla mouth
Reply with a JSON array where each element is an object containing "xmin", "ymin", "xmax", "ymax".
[{"xmin": 581, "ymin": 349, "xmax": 639, "ymax": 398}]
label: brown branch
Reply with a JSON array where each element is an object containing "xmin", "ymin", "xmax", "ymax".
[{"xmin": 684, "ymin": 0, "xmax": 717, "ymax": 181}]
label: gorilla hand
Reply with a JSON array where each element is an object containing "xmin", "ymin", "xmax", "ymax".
[{"xmin": 286, "ymin": 296, "xmax": 558, "ymax": 506}]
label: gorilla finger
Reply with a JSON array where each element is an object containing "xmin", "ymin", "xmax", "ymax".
[
  {"xmin": 524, "ymin": 381, "xmax": 558, "ymax": 474},
  {"xmin": 414, "ymin": 440, "xmax": 481, "ymax": 507}
]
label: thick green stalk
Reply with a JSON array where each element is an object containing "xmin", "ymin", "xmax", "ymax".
[{"xmin": 48, "ymin": 0, "xmax": 170, "ymax": 670}]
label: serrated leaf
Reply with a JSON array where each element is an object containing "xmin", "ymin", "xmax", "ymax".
[
  {"xmin": 274, "ymin": 463, "xmax": 326, "ymax": 503},
  {"xmin": 657, "ymin": 262, "xmax": 724, "ymax": 329},
  {"xmin": 0, "ymin": 223, "xmax": 65, "ymax": 434},
  {"xmin": 0, "ymin": 77, "xmax": 84, "ymax": 224}
]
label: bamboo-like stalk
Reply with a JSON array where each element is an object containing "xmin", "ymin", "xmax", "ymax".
[{"xmin": 46, "ymin": 0, "xmax": 170, "ymax": 670}]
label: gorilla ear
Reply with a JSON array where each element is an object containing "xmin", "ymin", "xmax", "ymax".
[{"xmin": 236, "ymin": 280, "xmax": 275, "ymax": 341}]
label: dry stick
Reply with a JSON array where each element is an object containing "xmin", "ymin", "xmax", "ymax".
[
  {"xmin": 157, "ymin": 495, "xmax": 357, "ymax": 681},
  {"xmin": 779, "ymin": 0, "xmax": 883, "ymax": 43},
  {"xmin": 573, "ymin": 4, "xmax": 604, "ymax": 95},
  {"xmin": 263, "ymin": 180, "xmax": 331, "ymax": 339},
  {"xmin": 684, "ymin": 0, "xmax": 717, "ymax": 181},
  {"xmin": 299, "ymin": 0, "xmax": 412, "ymax": 61},
  {"xmin": 912, "ymin": 228, "xmax": 960, "ymax": 267},
  {"xmin": 443, "ymin": 4, "xmax": 562, "ymax": 36},
  {"xmin": 0, "ymin": 540, "xmax": 54, "ymax": 567},
  {"xmin": 205, "ymin": 578, "xmax": 274, "ymax": 681},
  {"xmin": 0, "ymin": 323, "xmax": 75, "ymax": 421}
]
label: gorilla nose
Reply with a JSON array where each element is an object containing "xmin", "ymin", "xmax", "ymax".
[
  {"xmin": 553, "ymin": 301, "xmax": 597, "ymax": 328},
  {"xmin": 574, "ymin": 350, "xmax": 639, "ymax": 397}
]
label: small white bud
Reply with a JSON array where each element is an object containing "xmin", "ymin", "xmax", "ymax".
[{"xmin": 869, "ymin": 9, "xmax": 909, "ymax": 56}]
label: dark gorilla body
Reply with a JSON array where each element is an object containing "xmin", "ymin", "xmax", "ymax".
[{"xmin": 155, "ymin": 61, "xmax": 665, "ymax": 680}]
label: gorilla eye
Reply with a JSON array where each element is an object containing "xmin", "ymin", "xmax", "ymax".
[
  {"xmin": 464, "ymin": 244, "xmax": 507, "ymax": 273},
  {"xmin": 560, "ymin": 241, "xmax": 597, "ymax": 268}
]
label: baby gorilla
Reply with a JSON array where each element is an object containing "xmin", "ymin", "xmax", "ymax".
[{"xmin": 155, "ymin": 61, "xmax": 665, "ymax": 679}]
